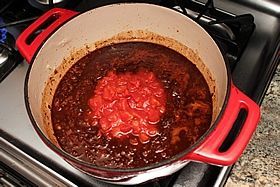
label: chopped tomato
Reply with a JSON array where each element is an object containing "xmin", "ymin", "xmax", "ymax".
[
  {"xmin": 87, "ymin": 70, "xmax": 166, "ymax": 143},
  {"xmin": 99, "ymin": 118, "xmax": 110, "ymax": 131},
  {"xmin": 119, "ymin": 111, "xmax": 134, "ymax": 122},
  {"xmin": 120, "ymin": 124, "xmax": 132, "ymax": 133},
  {"xmin": 139, "ymin": 133, "xmax": 150, "ymax": 144}
]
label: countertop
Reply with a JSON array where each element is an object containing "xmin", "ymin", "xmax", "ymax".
[{"xmin": 226, "ymin": 65, "xmax": 280, "ymax": 187}]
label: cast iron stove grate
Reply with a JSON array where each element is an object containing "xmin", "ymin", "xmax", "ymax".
[{"xmin": 162, "ymin": 0, "xmax": 255, "ymax": 69}]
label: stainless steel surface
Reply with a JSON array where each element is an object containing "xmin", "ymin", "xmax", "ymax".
[
  {"xmin": 232, "ymin": 0, "xmax": 280, "ymax": 17},
  {"xmin": 0, "ymin": 138, "xmax": 75, "ymax": 186},
  {"xmin": 0, "ymin": 178, "xmax": 15, "ymax": 187},
  {"xmin": 0, "ymin": 45, "xmax": 9, "ymax": 66},
  {"xmin": 214, "ymin": 166, "xmax": 229, "ymax": 187},
  {"xmin": 0, "ymin": 62, "xmax": 103, "ymax": 186}
]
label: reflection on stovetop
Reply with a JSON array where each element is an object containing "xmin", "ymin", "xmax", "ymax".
[{"xmin": 1, "ymin": 0, "xmax": 279, "ymax": 187}]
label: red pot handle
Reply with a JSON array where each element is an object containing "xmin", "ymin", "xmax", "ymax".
[
  {"xmin": 184, "ymin": 83, "xmax": 260, "ymax": 165},
  {"xmin": 16, "ymin": 8, "xmax": 78, "ymax": 63}
]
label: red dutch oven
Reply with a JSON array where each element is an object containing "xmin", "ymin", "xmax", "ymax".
[{"xmin": 16, "ymin": 4, "xmax": 260, "ymax": 185}]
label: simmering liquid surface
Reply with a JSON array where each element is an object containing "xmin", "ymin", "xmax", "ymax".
[{"xmin": 51, "ymin": 42, "xmax": 212, "ymax": 168}]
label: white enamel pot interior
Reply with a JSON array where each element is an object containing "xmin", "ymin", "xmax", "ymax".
[{"xmin": 23, "ymin": 3, "xmax": 228, "ymax": 185}]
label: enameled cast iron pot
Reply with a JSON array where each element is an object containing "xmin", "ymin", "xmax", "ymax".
[{"xmin": 16, "ymin": 4, "xmax": 260, "ymax": 185}]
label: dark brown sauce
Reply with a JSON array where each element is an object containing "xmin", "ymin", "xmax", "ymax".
[{"xmin": 51, "ymin": 42, "xmax": 212, "ymax": 168}]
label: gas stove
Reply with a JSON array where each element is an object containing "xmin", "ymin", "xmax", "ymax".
[{"xmin": 0, "ymin": 0, "xmax": 279, "ymax": 186}]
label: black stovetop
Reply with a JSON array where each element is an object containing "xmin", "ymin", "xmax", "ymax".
[{"xmin": 0, "ymin": 0, "xmax": 279, "ymax": 186}]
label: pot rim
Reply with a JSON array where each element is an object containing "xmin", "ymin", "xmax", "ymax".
[{"xmin": 24, "ymin": 3, "xmax": 232, "ymax": 173}]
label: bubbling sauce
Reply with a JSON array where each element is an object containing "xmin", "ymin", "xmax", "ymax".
[{"xmin": 51, "ymin": 42, "xmax": 212, "ymax": 168}]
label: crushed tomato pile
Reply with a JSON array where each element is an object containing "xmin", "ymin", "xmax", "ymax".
[{"xmin": 87, "ymin": 70, "xmax": 166, "ymax": 144}]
